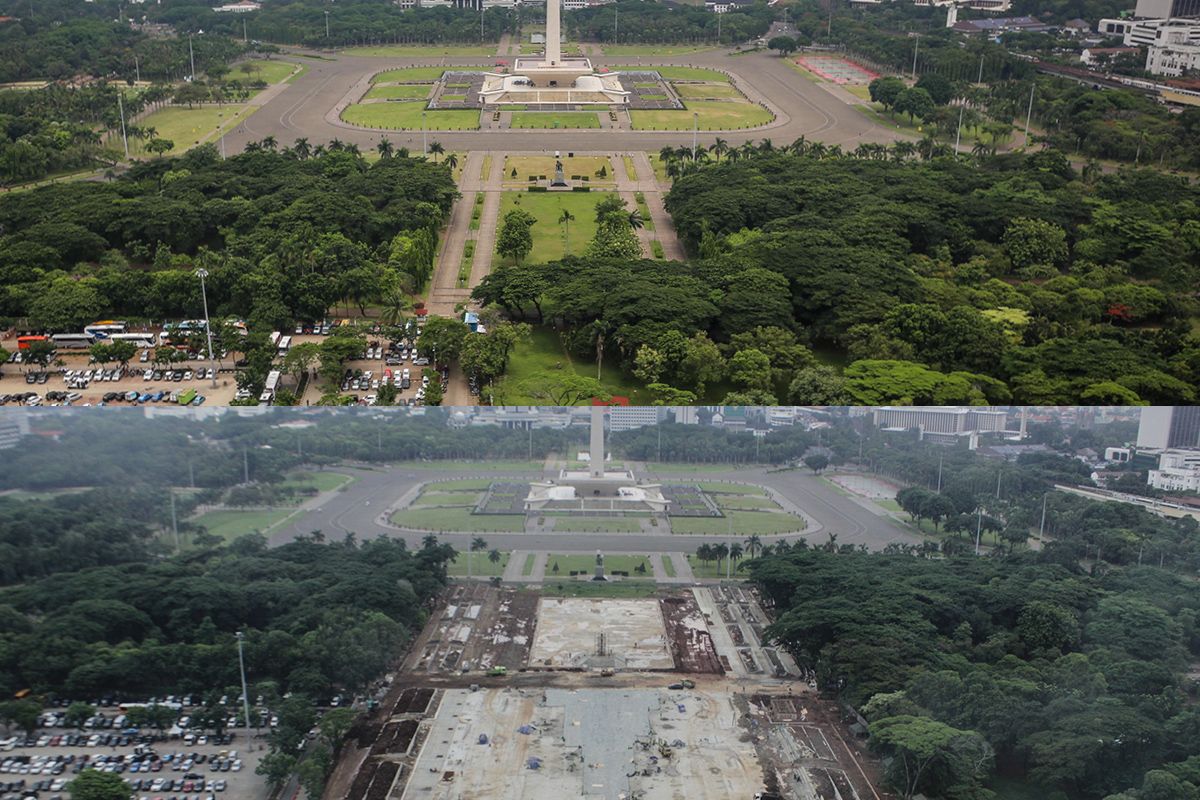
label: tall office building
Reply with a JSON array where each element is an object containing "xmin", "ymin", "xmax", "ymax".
[
  {"xmin": 1135, "ymin": 0, "xmax": 1200, "ymax": 17},
  {"xmin": 0, "ymin": 414, "xmax": 31, "ymax": 450},
  {"xmin": 1137, "ymin": 407, "xmax": 1200, "ymax": 449},
  {"xmin": 872, "ymin": 407, "xmax": 1009, "ymax": 435}
]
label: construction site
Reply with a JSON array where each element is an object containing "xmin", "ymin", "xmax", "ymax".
[{"xmin": 326, "ymin": 583, "xmax": 889, "ymax": 800}]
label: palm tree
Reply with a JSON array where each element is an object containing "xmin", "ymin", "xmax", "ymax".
[
  {"xmin": 756, "ymin": 138, "xmax": 774, "ymax": 152},
  {"xmin": 729, "ymin": 542, "xmax": 744, "ymax": 568},
  {"xmin": 445, "ymin": 152, "xmax": 459, "ymax": 171},
  {"xmin": 627, "ymin": 209, "xmax": 644, "ymax": 230},
  {"xmin": 712, "ymin": 137, "xmax": 728, "ymax": 161},
  {"xmin": 379, "ymin": 287, "xmax": 412, "ymax": 327},
  {"xmin": 429, "ymin": 141, "xmax": 444, "ymax": 163},
  {"xmin": 292, "ymin": 137, "xmax": 311, "ymax": 159},
  {"xmin": 260, "ymin": 136, "xmax": 277, "ymax": 151},
  {"xmin": 488, "ymin": 549, "xmax": 502, "ymax": 568},
  {"xmin": 421, "ymin": 533, "xmax": 439, "ymax": 550},
  {"xmin": 376, "ymin": 137, "xmax": 394, "ymax": 159},
  {"xmin": 744, "ymin": 534, "xmax": 762, "ymax": 559},
  {"xmin": 471, "ymin": 536, "xmax": 488, "ymax": 553},
  {"xmin": 558, "ymin": 209, "xmax": 575, "ymax": 252}
]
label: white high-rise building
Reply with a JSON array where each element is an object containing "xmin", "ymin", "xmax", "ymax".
[
  {"xmin": 0, "ymin": 414, "xmax": 31, "ymax": 450},
  {"xmin": 872, "ymin": 407, "xmax": 1009, "ymax": 435},
  {"xmin": 609, "ymin": 406, "xmax": 665, "ymax": 433},
  {"xmin": 1137, "ymin": 407, "xmax": 1200, "ymax": 449},
  {"xmin": 1149, "ymin": 449, "xmax": 1200, "ymax": 492}
]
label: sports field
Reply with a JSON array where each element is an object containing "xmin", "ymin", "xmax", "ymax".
[
  {"xmin": 793, "ymin": 55, "xmax": 879, "ymax": 85},
  {"xmin": 342, "ymin": 102, "xmax": 479, "ymax": 130}
]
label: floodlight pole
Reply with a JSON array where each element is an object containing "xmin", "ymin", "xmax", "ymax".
[
  {"xmin": 235, "ymin": 632, "xmax": 255, "ymax": 743},
  {"xmin": 974, "ymin": 507, "xmax": 982, "ymax": 556},
  {"xmin": 195, "ymin": 268, "xmax": 218, "ymax": 388},
  {"xmin": 117, "ymin": 92, "xmax": 130, "ymax": 159},
  {"xmin": 691, "ymin": 113, "xmax": 698, "ymax": 160},
  {"xmin": 324, "ymin": 10, "xmax": 330, "ymax": 38},
  {"xmin": 911, "ymin": 34, "xmax": 919, "ymax": 80},
  {"xmin": 189, "ymin": 35, "xmax": 196, "ymax": 81},
  {"xmin": 1023, "ymin": 82, "xmax": 1035, "ymax": 149},
  {"xmin": 422, "ymin": 111, "xmax": 427, "ymax": 155},
  {"xmin": 954, "ymin": 102, "xmax": 964, "ymax": 154}
]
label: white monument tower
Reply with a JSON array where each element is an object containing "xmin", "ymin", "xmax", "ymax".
[
  {"xmin": 477, "ymin": 0, "xmax": 628, "ymax": 104},
  {"xmin": 589, "ymin": 404, "xmax": 606, "ymax": 479}
]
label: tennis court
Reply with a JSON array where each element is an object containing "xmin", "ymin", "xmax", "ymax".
[{"xmin": 795, "ymin": 55, "xmax": 879, "ymax": 85}]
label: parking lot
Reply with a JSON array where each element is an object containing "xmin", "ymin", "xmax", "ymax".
[{"xmin": 0, "ymin": 710, "xmax": 271, "ymax": 800}]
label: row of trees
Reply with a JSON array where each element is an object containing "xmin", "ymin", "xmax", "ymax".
[{"xmin": 566, "ymin": 0, "xmax": 772, "ymax": 45}]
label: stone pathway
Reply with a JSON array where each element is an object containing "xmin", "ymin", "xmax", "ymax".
[
  {"xmin": 616, "ymin": 152, "xmax": 687, "ymax": 261},
  {"xmin": 427, "ymin": 151, "xmax": 484, "ymax": 317},
  {"xmin": 669, "ymin": 552, "xmax": 696, "ymax": 582},
  {"xmin": 469, "ymin": 152, "xmax": 505, "ymax": 287}
]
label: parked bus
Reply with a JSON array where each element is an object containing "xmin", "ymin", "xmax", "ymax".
[
  {"xmin": 107, "ymin": 333, "xmax": 157, "ymax": 349},
  {"xmin": 276, "ymin": 335, "xmax": 292, "ymax": 356},
  {"xmin": 50, "ymin": 333, "xmax": 94, "ymax": 349},
  {"xmin": 177, "ymin": 388, "xmax": 198, "ymax": 406},
  {"xmin": 84, "ymin": 320, "xmax": 127, "ymax": 338},
  {"xmin": 16, "ymin": 335, "xmax": 47, "ymax": 350},
  {"xmin": 268, "ymin": 331, "xmax": 281, "ymax": 348},
  {"xmin": 259, "ymin": 370, "xmax": 281, "ymax": 404}
]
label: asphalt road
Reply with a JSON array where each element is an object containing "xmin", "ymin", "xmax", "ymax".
[
  {"xmin": 268, "ymin": 464, "xmax": 919, "ymax": 553},
  {"xmin": 226, "ymin": 46, "xmax": 903, "ymax": 154}
]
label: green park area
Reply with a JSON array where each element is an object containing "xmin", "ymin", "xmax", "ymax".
[
  {"xmin": 401, "ymin": 461, "xmax": 543, "ymax": 472},
  {"xmin": 191, "ymin": 509, "xmax": 294, "ymax": 542},
  {"xmin": 539, "ymin": 581, "xmax": 660, "ymax": 598},
  {"xmin": 281, "ymin": 470, "xmax": 355, "ymax": 494},
  {"xmin": 510, "ymin": 111, "xmax": 601, "ymax": 129},
  {"xmin": 372, "ymin": 67, "xmax": 448, "ymax": 83},
  {"xmin": 672, "ymin": 82, "xmax": 744, "ymax": 100},
  {"xmin": 497, "ymin": 190, "xmax": 605, "ymax": 263},
  {"xmin": 545, "ymin": 554, "xmax": 651, "ymax": 576},
  {"xmin": 497, "ymin": 327, "xmax": 647, "ymax": 405},
  {"xmin": 342, "ymin": 102, "xmax": 479, "ymax": 130},
  {"xmin": 237, "ymin": 59, "xmax": 301, "ymax": 84},
  {"xmin": 135, "ymin": 105, "xmax": 255, "ymax": 155},
  {"xmin": 447, "ymin": 550, "xmax": 510, "ymax": 577},
  {"xmin": 547, "ymin": 516, "xmax": 647, "ymax": 532},
  {"xmin": 390, "ymin": 505, "xmax": 526, "ymax": 532},
  {"xmin": 695, "ymin": 481, "xmax": 767, "ymax": 496},
  {"xmin": 686, "ymin": 554, "xmax": 746, "ymax": 579},
  {"xmin": 631, "ymin": 100, "xmax": 773, "ymax": 131},
  {"xmin": 345, "ymin": 44, "xmax": 495, "ymax": 57},
  {"xmin": 715, "ymin": 495, "xmax": 781, "ymax": 511},
  {"xmin": 671, "ymin": 509, "xmax": 803, "ymax": 536},
  {"xmin": 502, "ymin": 155, "xmax": 614, "ymax": 184},
  {"xmin": 365, "ymin": 84, "xmax": 432, "ymax": 100},
  {"xmin": 422, "ymin": 478, "xmax": 497, "ymax": 491},
  {"xmin": 409, "ymin": 490, "xmax": 481, "ymax": 507},
  {"xmin": 601, "ymin": 44, "xmax": 717, "ymax": 56}
]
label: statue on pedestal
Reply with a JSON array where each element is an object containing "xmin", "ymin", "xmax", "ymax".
[
  {"xmin": 593, "ymin": 550, "xmax": 607, "ymax": 581},
  {"xmin": 551, "ymin": 158, "xmax": 568, "ymax": 188}
]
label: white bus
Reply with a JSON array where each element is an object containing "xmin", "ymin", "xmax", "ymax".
[
  {"xmin": 269, "ymin": 331, "xmax": 281, "ymax": 348},
  {"xmin": 260, "ymin": 369, "xmax": 282, "ymax": 404},
  {"xmin": 51, "ymin": 333, "xmax": 95, "ymax": 349},
  {"xmin": 84, "ymin": 320, "xmax": 127, "ymax": 338},
  {"xmin": 277, "ymin": 335, "xmax": 292, "ymax": 356},
  {"xmin": 107, "ymin": 333, "xmax": 157, "ymax": 349}
]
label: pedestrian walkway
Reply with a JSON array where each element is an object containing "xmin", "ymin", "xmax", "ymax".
[{"xmin": 468, "ymin": 152, "xmax": 504, "ymax": 286}]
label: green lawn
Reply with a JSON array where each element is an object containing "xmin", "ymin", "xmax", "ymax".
[
  {"xmin": 502, "ymin": 155, "xmax": 613, "ymax": 183},
  {"xmin": 631, "ymin": 100, "xmax": 772, "ymax": 131},
  {"xmin": 342, "ymin": 102, "xmax": 479, "ymax": 130},
  {"xmin": 672, "ymin": 83, "xmax": 743, "ymax": 100},
  {"xmin": 423, "ymin": 479, "xmax": 498, "ymax": 491},
  {"xmin": 539, "ymin": 581, "xmax": 660, "ymax": 598},
  {"xmin": 694, "ymin": 481, "xmax": 767, "ymax": 496},
  {"xmin": 236, "ymin": 59, "xmax": 299, "ymax": 84},
  {"xmin": 546, "ymin": 554, "xmax": 651, "ymax": 576},
  {"xmin": 686, "ymin": 554, "xmax": 746, "ymax": 579},
  {"xmin": 135, "ymin": 105, "xmax": 255, "ymax": 155},
  {"xmin": 601, "ymin": 44, "xmax": 717, "ymax": 56},
  {"xmin": 281, "ymin": 470, "xmax": 355, "ymax": 494},
  {"xmin": 671, "ymin": 510, "xmax": 803, "ymax": 536},
  {"xmin": 521, "ymin": 553, "xmax": 537, "ymax": 576},
  {"xmin": 192, "ymin": 509, "xmax": 294, "ymax": 541},
  {"xmin": 371, "ymin": 67, "xmax": 447, "ymax": 83},
  {"xmin": 447, "ymin": 550, "xmax": 510, "ymax": 577},
  {"xmin": 390, "ymin": 506, "xmax": 527, "ymax": 532},
  {"xmin": 647, "ymin": 464, "xmax": 735, "ymax": 474},
  {"xmin": 497, "ymin": 190, "xmax": 605, "ymax": 263},
  {"xmin": 365, "ymin": 84, "xmax": 431, "ymax": 100},
  {"xmin": 622, "ymin": 154, "xmax": 639, "ymax": 180},
  {"xmin": 346, "ymin": 44, "xmax": 495, "ymax": 57},
  {"xmin": 510, "ymin": 111, "xmax": 600, "ymax": 129},
  {"xmin": 610, "ymin": 66, "xmax": 730, "ymax": 82},
  {"xmin": 499, "ymin": 326, "xmax": 648, "ymax": 405},
  {"xmin": 400, "ymin": 461, "xmax": 543, "ymax": 472},
  {"xmin": 661, "ymin": 555, "xmax": 677, "ymax": 577},
  {"xmin": 410, "ymin": 490, "xmax": 480, "ymax": 508},
  {"xmin": 548, "ymin": 517, "xmax": 645, "ymax": 532},
  {"xmin": 716, "ymin": 496, "xmax": 780, "ymax": 511}
]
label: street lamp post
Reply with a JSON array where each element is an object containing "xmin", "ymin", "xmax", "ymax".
[
  {"xmin": 188, "ymin": 34, "xmax": 196, "ymax": 81},
  {"xmin": 691, "ymin": 112, "xmax": 698, "ymax": 160},
  {"xmin": 234, "ymin": 632, "xmax": 256, "ymax": 746},
  {"xmin": 324, "ymin": 10, "xmax": 330, "ymax": 38},
  {"xmin": 422, "ymin": 111, "xmax": 428, "ymax": 155},
  {"xmin": 195, "ymin": 268, "xmax": 218, "ymax": 388}
]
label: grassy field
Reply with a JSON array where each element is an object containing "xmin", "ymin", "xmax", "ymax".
[
  {"xmin": 686, "ymin": 554, "xmax": 745, "ymax": 579},
  {"xmin": 672, "ymin": 83, "xmax": 743, "ymax": 100},
  {"xmin": 611, "ymin": 65, "xmax": 730, "ymax": 82},
  {"xmin": 631, "ymin": 100, "xmax": 772, "ymax": 131},
  {"xmin": 281, "ymin": 470, "xmax": 355, "ymax": 494},
  {"xmin": 510, "ymin": 111, "xmax": 601, "ymax": 129},
  {"xmin": 503, "ymin": 155, "xmax": 613, "ymax": 184},
  {"xmin": 401, "ymin": 460, "xmax": 544, "ymax": 472},
  {"xmin": 694, "ymin": 481, "xmax": 767, "ymax": 496},
  {"xmin": 135, "ymin": 105, "xmax": 255, "ymax": 155},
  {"xmin": 648, "ymin": 464, "xmax": 734, "ymax": 474},
  {"xmin": 539, "ymin": 581, "xmax": 660, "ymax": 598},
  {"xmin": 521, "ymin": 553, "xmax": 537, "ymax": 576},
  {"xmin": 192, "ymin": 509, "xmax": 294, "ymax": 541},
  {"xmin": 237, "ymin": 59, "xmax": 299, "ymax": 84},
  {"xmin": 496, "ymin": 190, "xmax": 605, "ymax": 263},
  {"xmin": 647, "ymin": 153, "xmax": 669, "ymax": 182},
  {"xmin": 372, "ymin": 67, "xmax": 447, "ymax": 83},
  {"xmin": 499, "ymin": 326, "xmax": 648, "ymax": 405},
  {"xmin": 410, "ymin": 490, "xmax": 480, "ymax": 508},
  {"xmin": 391, "ymin": 506, "xmax": 526, "ymax": 532},
  {"xmin": 547, "ymin": 517, "xmax": 646, "ymax": 532},
  {"xmin": 346, "ymin": 44, "xmax": 496, "ymax": 57},
  {"xmin": 672, "ymin": 510, "xmax": 802, "ymax": 536},
  {"xmin": 622, "ymin": 154, "xmax": 639, "ymax": 180},
  {"xmin": 365, "ymin": 84, "xmax": 432, "ymax": 100},
  {"xmin": 716, "ymin": 495, "xmax": 781, "ymax": 511},
  {"xmin": 342, "ymin": 102, "xmax": 479, "ymax": 130},
  {"xmin": 662, "ymin": 555, "xmax": 677, "ymax": 577},
  {"xmin": 601, "ymin": 44, "xmax": 717, "ymax": 56},
  {"xmin": 447, "ymin": 550, "xmax": 510, "ymax": 577},
  {"xmin": 546, "ymin": 554, "xmax": 651, "ymax": 575},
  {"xmin": 423, "ymin": 479, "xmax": 499, "ymax": 491}
]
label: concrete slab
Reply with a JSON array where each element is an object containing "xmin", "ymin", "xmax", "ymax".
[{"xmin": 529, "ymin": 598, "xmax": 672, "ymax": 669}]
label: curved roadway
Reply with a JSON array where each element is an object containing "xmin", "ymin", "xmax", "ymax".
[
  {"xmin": 229, "ymin": 47, "xmax": 904, "ymax": 154},
  {"xmin": 268, "ymin": 464, "xmax": 919, "ymax": 553}
]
